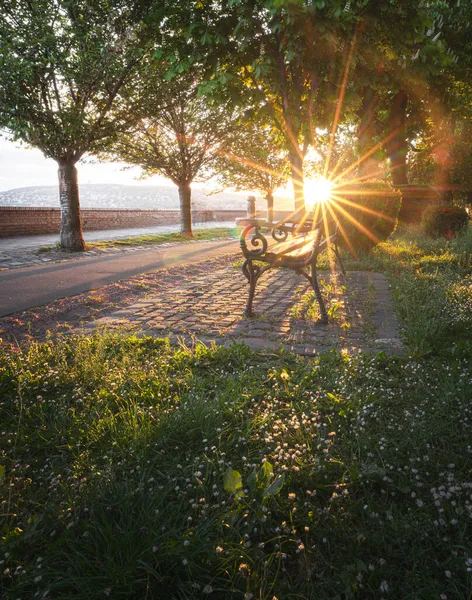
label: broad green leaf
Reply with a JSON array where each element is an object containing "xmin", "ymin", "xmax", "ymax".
[
  {"xmin": 223, "ymin": 468, "xmax": 243, "ymax": 494},
  {"xmin": 361, "ymin": 464, "xmax": 386, "ymax": 481},
  {"xmin": 0, "ymin": 465, "xmax": 4, "ymax": 481},
  {"xmin": 263, "ymin": 472, "xmax": 285, "ymax": 497},
  {"xmin": 261, "ymin": 461, "xmax": 273, "ymax": 484},
  {"xmin": 247, "ymin": 470, "xmax": 257, "ymax": 493}
]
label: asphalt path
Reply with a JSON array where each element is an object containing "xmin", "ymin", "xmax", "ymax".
[{"xmin": 0, "ymin": 239, "xmax": 239, "ymax": 317}]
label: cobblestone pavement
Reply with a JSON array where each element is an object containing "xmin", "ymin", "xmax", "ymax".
[
  {"xmin": 85, "ymin": 263, "xmax": 403, "ymax": 355},
  {"xmin": 0, "ymin": 221, "xmax": 236, "ymax": 270}
]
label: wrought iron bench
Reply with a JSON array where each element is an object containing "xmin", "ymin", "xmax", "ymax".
[{"xmin": 237, "ymin": 210, "xmax": 345, "ymax": 324}]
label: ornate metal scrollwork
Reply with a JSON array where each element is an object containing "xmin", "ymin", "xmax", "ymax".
[
  {"xmin": 240, "ymin": 225, "xmax": 268, "ymax": 257},
  {"xmin": 242, "ymin": 258, "xmax": 262, "ymax": 282},
  {"xmin": 272, "ymin": 228, "xmax": 288, "ymax": 242}
]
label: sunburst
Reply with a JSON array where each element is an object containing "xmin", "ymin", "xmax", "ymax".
[{"xmin": 304, "ymin": 176, "xmax": 334, "ymax": 208}]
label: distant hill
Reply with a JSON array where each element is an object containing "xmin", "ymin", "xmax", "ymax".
[{"xmin": 0, "ymin": 183, "xmax": 291, "ymax": 210}]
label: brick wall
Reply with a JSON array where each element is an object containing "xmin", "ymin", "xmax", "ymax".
[{"xmin": 0, "ymin": 207, "xmax": 246, "ymax": 238}]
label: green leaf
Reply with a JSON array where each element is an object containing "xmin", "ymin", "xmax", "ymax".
[
  {"xmin": 263, "ymin": 472, "xmax": 285, "ymax": 497},
  {"xmin": 0, "ymin": 465, "xmax": 4, "ymax": 481},
  {"xmin": 261, "ymin": 461, "xmax": 273, "ymax": 484},
  {"xmin": 247, "ymin": 469, "xmax": 257, "ymax": 493},
  {"xmin": 361, "ymin": 464, "xmax": 386, "ymax": 481},
  {"xmin": 224, "ymin": 468, "xmax": 243, "ymax": 494}
]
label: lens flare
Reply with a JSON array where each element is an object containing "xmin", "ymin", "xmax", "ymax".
[{"xmin": 304, "ymin": 177, "xmax": 333, "ymax": 208}]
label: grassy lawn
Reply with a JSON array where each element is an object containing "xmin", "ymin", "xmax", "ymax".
[
  {"xmin": 37, "ymin": 227, "xmax": 238, "ymax": 254},
  {"xmin": 1, "ymin": 227, "xmax": 472, "ymax": 599},
  {"xmin": 89, "ymin": 227, "xmax": 238, "ymax": 249}
]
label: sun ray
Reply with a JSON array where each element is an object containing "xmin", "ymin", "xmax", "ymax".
[
  {"xmin": 328, "ymin": 197, "xmax": 380, "ymax": 245},
  {"xmin": 216, "ymin": 147, "xmax": 284, "ymax": 179},
  {"xmin": 304, "ymin": 176, "xmax": 334, "ymax": 208},
  {"xmin": 331, "ymin": 165, "xmax": 388, "ymax": 186},
  {"xmin": 333, "ymin": 186, "xmax": 398, "ymax": 198},
  {"xmin": 323, "ymin": 25, "xmax": 360, "ymax": 179},
  {"xmin": 323, "ymin": 141, "xmax": 359, "ymax": 184},
  {"xmin": 325, "ymin": 202, "xmax": 356, "ymax": 257},
  {"xmin": 320, "ymin": 200, "xmax": 337, "ymax": 273},
  {"xmin": 331, "ymin": 125, "xmax": 405, "ymax": 184},
  {"xmin": 331, "ymin": 193, "xmax": 397, "ymax": 223}
]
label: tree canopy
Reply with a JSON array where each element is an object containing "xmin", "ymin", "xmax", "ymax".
[
  {"xmin": 0, "ymin": 0, "xmax": 151, "ymax": 249},
  {"xmin": 1, "ymin": 0, "xmax": 471, "ymax": 243},
  {"xmin": 106, "ymin": 66, "xmax": 237, "ymax": 235}
]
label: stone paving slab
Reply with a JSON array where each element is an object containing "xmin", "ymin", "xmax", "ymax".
[{"xmin": 85, "ymin": 263, "xmax": 403, "ymax": 355}]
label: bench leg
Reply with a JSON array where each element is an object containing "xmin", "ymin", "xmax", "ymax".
[
  {"xmin": 311, "ymin": 262, "xmax": 329, "ymax": 324},
  {"xmin": 242, "ymin": 259, "xmax": 258, "ymax": 317},
  {"xmin": 333, "ymin": 242, "xmax": 346, "ymax": 277}
]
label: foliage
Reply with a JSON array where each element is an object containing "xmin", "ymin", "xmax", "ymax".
[
  {"xmin": 214, "ymin": 119, "xmax": 290, "ymax": 202},
  {"xmin": 105, "ymin": 61, "xmax": 237, "ymax": 235},
  {"xmin": 109, "ymin": 74, "xmax": 234, "ymax": 186},
  {"xmin": 351, "ymin": 0, "xmax": 472, "ymax": 197},
  {"xmin": 200, "ymin": 0, "xmax": 369, "ymax": 210},
  {"xmin": 421, "ymin": 205, "xmax": 470, "ymax": 238},
  {"xmin": 333, "ymin": 180, "xmax": 402, "ymax": 252},
  {"xmin": 0, "ymin": 0, "xmax": 148, "ymax": 159}
]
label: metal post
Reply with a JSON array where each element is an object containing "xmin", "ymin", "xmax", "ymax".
[{"xmin": 267, "ymin": 193, "xmax": 274, "ymax": 224}]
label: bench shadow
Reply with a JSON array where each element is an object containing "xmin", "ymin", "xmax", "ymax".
[{"xmin": 219, "ymin": 269, "xmax": 400, "ymax": 354}]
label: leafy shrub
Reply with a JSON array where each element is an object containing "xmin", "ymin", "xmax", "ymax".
[
  {"xmin": 332, "ymin": 179, "xmax": 402, "ymax": 253},
  {"xmin": 421, "ymin": 204, "xmax": 470, "ymax": 239}
]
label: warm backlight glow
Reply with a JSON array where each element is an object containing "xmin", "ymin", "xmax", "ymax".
[{"xmin": 304, "ymin": 176, "xmax": 334, "ymax": 207}]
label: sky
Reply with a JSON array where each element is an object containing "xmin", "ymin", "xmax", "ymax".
[
  {"xmin": 0, "ymin": 138, "xmax": 295, "ymax": 204},
  {"xmin": 0, "ymin": 138, "xmax": 174, "ymax": 192}
]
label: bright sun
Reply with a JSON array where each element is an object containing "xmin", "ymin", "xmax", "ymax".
[{"xmin": 304, "ymin": 176, "xmax": 333, "ymax": 208}]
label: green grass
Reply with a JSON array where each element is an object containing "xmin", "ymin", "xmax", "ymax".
[
  {"xmin": 366, "ymin": 226, "xmax": 472, "ymax": 354},
  {"xmin": 315, "ymin": 226, "xmax": 472, "ymax": 354},
  {"xmin": 1, "ymin": 226, "xmax": 472, "ymax": 599},
  {"xmin": 34, "ymin": 227, "xmax": 238, "ymax": 254},
  {"xmin": 89, "ymin": 227, "xmax": 238, "ymax": 249}
]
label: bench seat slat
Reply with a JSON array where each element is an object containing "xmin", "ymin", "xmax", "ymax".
[{"xmin": 267, "ymin": 235, "xmax": 317, "ymax": 256}]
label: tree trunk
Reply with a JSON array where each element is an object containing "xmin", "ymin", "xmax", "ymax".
[
  {"xmin": 357, "ymin": 87, "xmax": 379, "ymax": 179},
  {"xmin": 276, "ymin": 43, "xmax": 305, "ymax": 216},
  {"xmin": 57, "ymin": 160, "xmax": 85, "ymax": 251},
  {"xmin": 386, "ymin": 91, "xmax": 409, "ymax": 187},
  {"xmin": 178, "ymin": 182, "xmax": 193, "ymax": 236},
  {"xmin": 289, "ymin": 148, "xmax": 305, "ymax": 216},
  {"xmin": 385, "ymin": 91, "xmax": 417, "ymax": 222},
  {"xmin": 434, "ymin": 116, "xmax": 455, "ymax": 205},
  {"xmin": 436, "ymin": 165, "xmax": 454, "ymax": 205},
  {"xmin": 266, "ymin": 191, "xmax": 274, "ymax": 223}
]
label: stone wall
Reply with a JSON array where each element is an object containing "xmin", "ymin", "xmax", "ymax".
[{"xmin": 0, "ymin": 207, "xmax": 245, "ymax": 238}]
